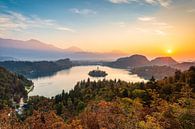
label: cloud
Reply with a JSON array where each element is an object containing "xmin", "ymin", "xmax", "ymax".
[
  {"xmin": 135, "ymin": 27, "xmax": 167, "ymax": 36},
  {"xmin": 0, "ymin": 11, "xmax": 28, "ymax": 31},
  {"xmin": 145, "ymin": 0, "xmax": 156, "ymax": 4},
  {"xmin": 158, "ymin": 0, "xmax": 172, "ymax": 7},
  {"xmin": 138, "ymin": 16, "xmax": 155, "ymax": 21},
  {"xmin": 108, "ymin": 0, "xmax": 172, "ymax": 7},
  {"xmin": 108, "ymin": 0, "xmax": 135, "ymax": 4},
  {"xmin": 138, "ymin": 16, "xmax": 172, "ymax": 28},
  {"xmin": 56, "ymin": 27, "xmax": 75, "ymax": 32},
  {"xmin": 152, "ymin": 22, "xmax": 173, "ymax": 29},
  {"xmin": 70, "ymin": 8, "xmax": 97, "ymax": 15},
  {"xmin": 145, "ymin": 0, "xmax": 172, "ymax": 7},
  {"xmin": 136, "ymin": 15, "xmax": 172, "ymax": 36},
  {"xmin": 0, "ymin": 11, "xmax": 74, "ymax": 34},
  {"xmin": 155, "ymin": 30, "xmax": 166, "ymax": 35},
  {"xmin": 187, "ymin": 9, "xmax": 195, "ymax": 13}
]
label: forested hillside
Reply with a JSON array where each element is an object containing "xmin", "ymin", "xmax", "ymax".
[
  {"xmin": 130, "ymin": 65, "xmax": 177, "ymax": 79},
  {"xmin": 0, "ymin": 66, "xmax": 33, "ymax": 109},
  {"xmin": 52, "ymin": 66, "xmax": 195, "ymax": 128},
  {"xmin": 0, "ymin": 59, "xmax": 72, "ymax": 78},
  {"xmin": 107, "ymin": 54, "xmax": 150, "ymax": 68},
  {"xmin": 0, "ymin": 67, "xmax": 194, "ymax": 129}
]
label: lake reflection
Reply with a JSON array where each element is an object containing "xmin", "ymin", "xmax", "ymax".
[{"xmin": 29, "ymin": 65, "xmax": 146, "ymax": 97}]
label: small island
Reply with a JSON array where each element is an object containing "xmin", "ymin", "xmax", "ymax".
[{"xmin": 88, "ymin": 67, "xmax": 108, "ymax": 77}]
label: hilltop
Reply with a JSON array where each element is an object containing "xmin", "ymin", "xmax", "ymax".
[
  {"xmin": 150, "ymin": 57, "xmax": 178, "ymax": 66},
  {"xmin": 107, "ymin": 54, "xmax": 150, "ymax": 68},
  {"xmin": 0, "ymin": 59, "xmax": 72, "ymax": 78}
]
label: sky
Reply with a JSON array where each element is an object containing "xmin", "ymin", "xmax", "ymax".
[{"xmin": 0, "ymin": 0, "xmax": 195, "ymax": 61}]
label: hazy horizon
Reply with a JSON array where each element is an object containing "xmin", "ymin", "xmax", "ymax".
[
  {"xmin": 0, "ymin": 0, "xmax": 195, "ymax": 61},
  {"xmin": 0, "ymin": 37, "xmax": 194, "ymax": 62}
]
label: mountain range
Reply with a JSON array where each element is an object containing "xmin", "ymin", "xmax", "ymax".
[
  {"xmin": 150, "ymin": 57, "xmax": 178, "ymax": 66},
  {"xmin": 0, "ymin": 38, "xmax": 125, "ymax": 61},
  {"xmin": 0, "ymin": 38, "xmax": 194, "ymax": 71},
  {"xmin": 108, "ymin": 55, "xmax": 177, "ymax": 68},
  {"xmin": 108, "ymin": 54, "xmax": 195, "ymax": 71},
  {"xmin": 107, "ymin": 55, "xmax": 195, "ymax": 79}
]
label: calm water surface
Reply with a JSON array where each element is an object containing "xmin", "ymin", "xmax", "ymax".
[{"xmin": 29, "ymin": 65, "xmax": 146, "ymax": 97}]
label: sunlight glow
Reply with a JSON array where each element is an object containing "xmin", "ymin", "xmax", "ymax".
[{"xmin": 166, "ymin": 49, "xmax": 173, "ymax": 54}]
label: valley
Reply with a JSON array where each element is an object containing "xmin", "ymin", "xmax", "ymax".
[{"xmin": 0, "ymin": 0, "xmax": 195, "ymax": 128}]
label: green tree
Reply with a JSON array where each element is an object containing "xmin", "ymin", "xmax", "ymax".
[
  {"xmin": 67, "ymin": 97, "xmax": 73, "ymax": 110},
  {"xmin": 77, "ymin": 100, "xmax": 85, "ymax": 113},
  {"xmin": 56, "ymin": 103, "xmax": 63, "ymax": 115},
  {"xmin": 122, "ymin": 89, "xmax": 129, "ymax": 97},
  {"xmin": 175, "ymin": 70, "xmax": 181, "ymax": 82},
  {"xmin": 150, "ymin": 76, "xmax": 156, "ymax": 82}
]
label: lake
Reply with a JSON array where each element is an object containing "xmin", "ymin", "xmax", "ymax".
[{"xmin": 29, "ymin": 65, "xmax": 146, "ymax": 97}]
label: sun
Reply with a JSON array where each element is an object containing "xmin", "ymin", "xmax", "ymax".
[{"xmin": 166, "ymin": 49, "xmax": 173, "ymax": 54}]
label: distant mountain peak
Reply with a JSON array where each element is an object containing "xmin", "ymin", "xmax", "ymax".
[
  {"xmin": 150, "ymin": 56, "xmax": 178, "ymax": 66},
  {"xmin": 153, "ymin": 56, "xmax": 173, "ymax": 59},
  {"xmin": 0, "ymin": 38, "xmax": 62, "ymax": 52},
  {"xmin": 26, "ymin": 39, "xmax": 45, "ymax": 45},
  {"xmin": 130, "ymin": 54, "xmax": 147, "ymax": 58},
  {"xmin": 110, "ymin": 54, "xmax": 150, "ymax": 68},
  {"xmin": 117, "ymin": 54, "xmax": 149, "ymax": 61},
  {"xmin": 64, "ymin": 46, "xmax": 83, "ymax": 52},
  {"xmin": 26, "ymin": 39, "xmax": 60, "ymax": 49},
  {"xmin": 27, "ymin": 39, "xmax": 40, "ymax": 42},
  {"xmin": 0, "ymin": 37, "xmax": 126, "ymax": 60}
]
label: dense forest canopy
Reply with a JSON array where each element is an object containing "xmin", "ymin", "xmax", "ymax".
[
  {"xmin": 0, "ymin": 59, "xmax": 72, "ymax": 78},
  {"xmin": 88, "ymin": 69, "xmax": 108, "ymax": 77},
  {"xmin": 0, "ymin": 66, "xmax": 194, "ymax": 129},
  {"xmin": 131, "ymin": 65, "xmax": 177, "ymax": 79},
  {"xmin": 0, "ymin": 66, "xmax": 33, "ymax": 109}
]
